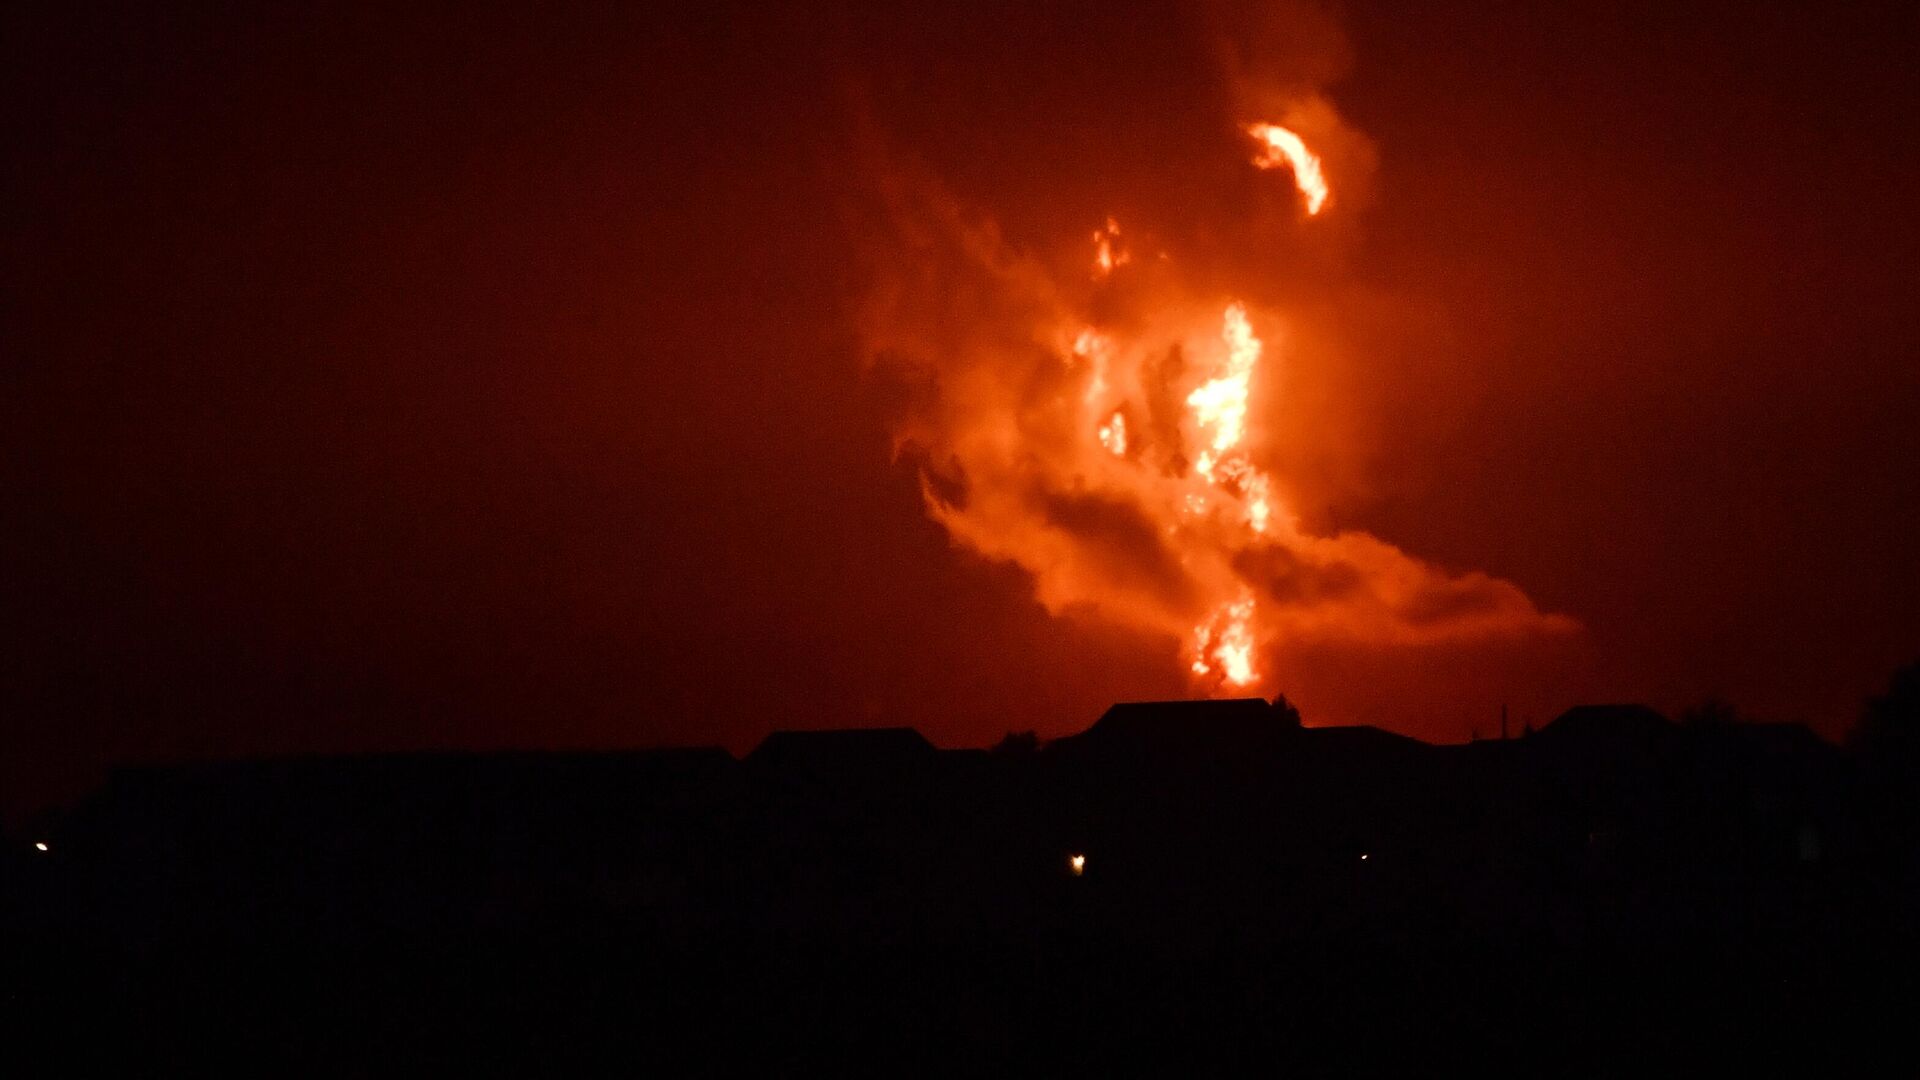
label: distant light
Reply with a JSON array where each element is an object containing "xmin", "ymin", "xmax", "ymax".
[
  {"xmin": 1359, "ymin": 853, "xmax": 1369, "ymax": 861},
  {"xmin": 1068, "ymin": 854, "xmax": 1087, "ymax": 877},
  {"xmin": 33, "ymin": 842, "xmax": 48, "ymax": 852}
]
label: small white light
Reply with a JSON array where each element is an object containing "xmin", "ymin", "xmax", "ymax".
[
  {"xmin": 1359, "ymin": 853, "xmax": 1369, "ymax": 861},
  {"xmin": 33, "ymin": 842, "xmax": 48, "ymax": 852},
  {"xmin": 1068, "ymin": 854, "xmax": 1086, "ymax": 876}
]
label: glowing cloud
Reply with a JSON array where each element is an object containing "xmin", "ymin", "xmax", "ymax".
[{"xmin": 860, "ymin": 114, "xmax": 1573, "ymax": 695}]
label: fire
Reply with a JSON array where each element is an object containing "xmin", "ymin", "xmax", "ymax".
[
  {"xmin": 1072, "ymin": 327, "xmax": 1112, "ymax": 405},
  {"xmin": 1072, "ymin": 255, "xmax": 1284, "ymax": 686},
  {"xmin": 863, "ymin": 105, "xmax": 1575, "ymax": 700},
  {"xmin": 1091, "ymin": 217, "xmax": 1129, "ymax": 277},
  {"xmin": 1243, "ymin": 472, "xmax": 1272, "ymax": 535},
  {"xmin": 1187, "ymin": 303, "xmax": 1261, "ymax": 469},
  {"xmin": 1192, "ymin": 594, "xmax": 1259, "ymax": 686},
  {"xmin": 1247, "ymin": 122, "xmax": 1329, "ymax": 215}
]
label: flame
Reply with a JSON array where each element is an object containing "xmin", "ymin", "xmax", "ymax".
[
  {"xmin": 1192, "ymin": 593, "xmax": 1259, "ymax": 686},
  {"xmin": 1243, "ymin": 472, "xmax": 1272, "ymax": 535},
  {"xmin": 1092, "ymin": 217, "xmax": 1130, "ymax": 278},
  {"xmin": 1072, "ymin": 327, "xmax": 1112, "ymax": 406},
  {"xmin": 1247, "ymin": 122, "xmax": 1329, "ymax": 215},
  {"xmin": 1188, "ymin": 303, "xmax": 1261, "ymax": 465},
  {"xmin": 1072, "ymin": 241, "xmax": 1289, "ymax": 686},
  {"xmin": 863, "ymin": 114, "xmax": 1575, "ymax": 699}
]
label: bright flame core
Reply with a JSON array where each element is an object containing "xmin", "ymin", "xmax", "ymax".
[
  {"xmin": 1247, "ymin": 122, "xmax": 1329, "ymax": 214},
  {"xmin": 1064, "ymin": 290, "xmax": 1287, "ymax": 686},
  {"xmin": 1192, "ymin": 593, "xmax": 1259, "ymax": 685},
  {"xmin": 1188, "ymin": 303, "xmax": 1261, "ymax": 464}
]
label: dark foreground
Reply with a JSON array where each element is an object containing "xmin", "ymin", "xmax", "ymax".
[{"xmin": 10, "ymin": 700, "xmax": 1920, "ymax": 1074}]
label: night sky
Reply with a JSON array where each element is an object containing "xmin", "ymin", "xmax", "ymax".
[{"xmin": 7, "ymin": 1, "xmax": 1919, "ymax": 819}]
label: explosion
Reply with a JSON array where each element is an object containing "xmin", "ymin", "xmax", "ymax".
[{"xmin": 863, "ymin": 116, "xmax": 1574, "ymax": 694}]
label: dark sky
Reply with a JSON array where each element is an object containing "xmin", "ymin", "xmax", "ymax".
[{"xmin": 7, "ymin": 1, "xmax": 1919, "ymax": 819}]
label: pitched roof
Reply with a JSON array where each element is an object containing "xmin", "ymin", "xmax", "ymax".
[
  {"xmin": 1300, "ymin": 725, "xmax": 1428, "ymax": 757},
  {"xmin": 1537, "ymin": 704, "xmax": 1673, "ymax": 743},
  {"xmin": 1051, "ymin": 698, "xmax": 1301, "ymax": 756}
]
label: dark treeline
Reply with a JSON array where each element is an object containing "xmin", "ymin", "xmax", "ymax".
[{"xmin": 9, "ymin": 667, "xmax": 1920, "ymax": 1073}]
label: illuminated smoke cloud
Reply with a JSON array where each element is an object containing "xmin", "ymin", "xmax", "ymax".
[{"xmin": 858, "ymin": 66, "xmax": 1575, "ymax": 695}]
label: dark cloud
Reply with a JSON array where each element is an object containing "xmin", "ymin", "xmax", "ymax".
[
  {"xmin": 1036, "ymin": 488, "xmax": 1197, "ymax": 611},
  {"xmin": 1233, "ymin": 545, "xmax": 1364, "ymax": 609},
  {"xmin": 1398, "ymin": 575, "xmax": 1518, "ymax": 628}
]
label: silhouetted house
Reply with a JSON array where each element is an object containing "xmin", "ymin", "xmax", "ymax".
[
  {"xmin": 1520, "ymin": 705, "xmax": 1677, "ymax": 829},
  {"xmin": 1511, "ymin": 705, "xmax": 1844, "ymax": 886},
  {"xmin": 1028, "ymin": 701, "xmax": 1466, "ymax": 947},
  {"xmin": 1528, "ymin": 704, "xmax": 1680, "ymax": 779},
  {"xmin": 1678, "ymin": 721, "xmax": 1845, "ymax": 868},
  {"xmin": 1534, "ymin": 703, "xmax": 1673, "ymax": 747},
  {"xmin": 737, "ymin": 728, "xmax": 966, "ymax": 934},
  {"xmin": 1048, "ymin": 697, "xmax": 1301, "ymax": 765},
  {"xmin": 1299, "ymin": 724, "xmax": 1428, "ymax": 759},
  {"xmin": 60, "ymin": 749, "xmax": 745, "ymax": 937},
  {"xmin": 28, "ymin": 694, "xmax": 1872, "ymax": 972},
  {"xmin": 1704, "ymin": 720, "xmax": 1830, "ymax": 760}
]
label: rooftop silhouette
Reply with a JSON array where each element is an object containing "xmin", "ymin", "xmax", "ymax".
[{"xmin": 10, "ymin": 692, "xmax": 1917, "ymax": 1072}]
